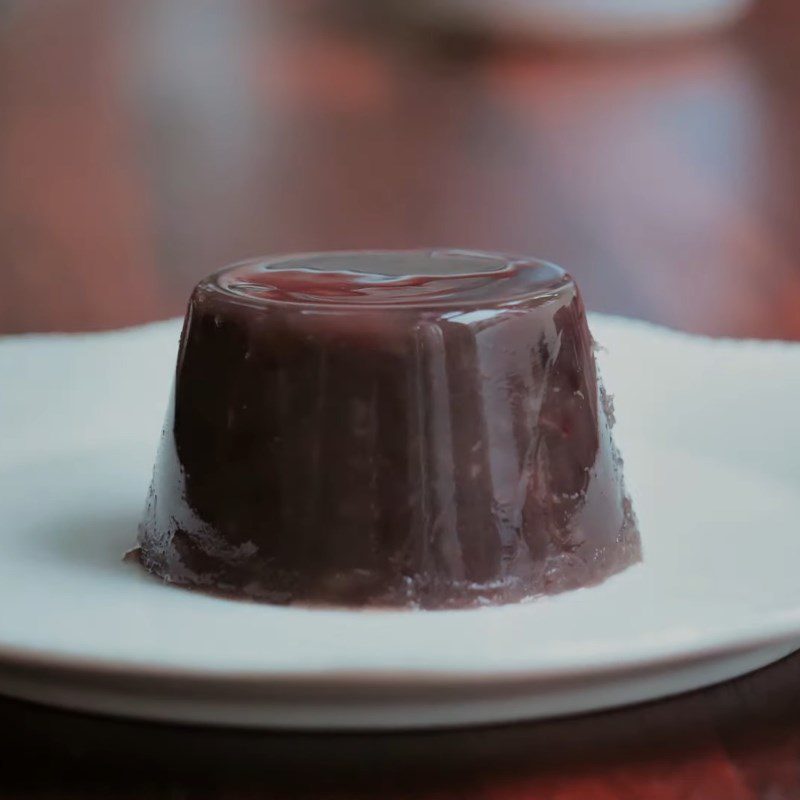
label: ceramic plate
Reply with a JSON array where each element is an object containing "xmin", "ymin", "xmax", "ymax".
[
  {"xmin": 0, "ymin": 432, "xmax": 798, "ymax": 729},
  {"xmin": 2, "ymin": 315, "xmax": 798, "ymax": 729}
]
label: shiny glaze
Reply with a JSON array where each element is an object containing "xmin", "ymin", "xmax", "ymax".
[
  {"xmin": 138, "ymin": 250, "xmax": 640, "ymax": 608},
  {"xmin": 214, "ymin": 251, "xmax": 569, "ymax": 308}
]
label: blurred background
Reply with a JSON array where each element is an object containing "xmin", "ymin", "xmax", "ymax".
[{"xmin": 1, "ymin": 0, "xmax": 799, "ymax": 338}]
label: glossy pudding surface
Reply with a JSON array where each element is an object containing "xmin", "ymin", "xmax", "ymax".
[{"xmin": 138, "ymin": 250, "xmax": 640, "ymax": 608}]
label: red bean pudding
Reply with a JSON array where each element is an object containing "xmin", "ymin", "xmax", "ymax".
[{"xmin": 138, "ymin": 250, "xmax": 641, "ymax": 608}]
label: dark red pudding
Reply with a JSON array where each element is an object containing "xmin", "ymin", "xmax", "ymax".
[{"xmin": 138, "ymin": 250, "xmax": 640, "ymax": 608}]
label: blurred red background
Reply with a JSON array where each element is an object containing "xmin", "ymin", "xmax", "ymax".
[{"xmin": 2, "ymin": 0, "xmax": 799, "ymax": 337}]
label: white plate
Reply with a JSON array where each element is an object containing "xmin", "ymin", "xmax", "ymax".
[
  {"xmin": 2, "ymin": 315, "xmax": 798, "ymax": 729},
  {"xmin": 412, "ymin": 0, "xmax": 753, "ymax": 42},
  {"xmin": 0, "ymin": 432, "xmax": 799, "ymax": 730}
]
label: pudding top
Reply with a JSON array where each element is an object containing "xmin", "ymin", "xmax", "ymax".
[{"xmin": 207, "ymin": 250, "xmax": 571, "ymax": 310}]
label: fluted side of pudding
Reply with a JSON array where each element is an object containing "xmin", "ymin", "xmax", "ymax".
[{"xmin": 138, "ymin": 250, "xmax": 640, "ymax": 608}]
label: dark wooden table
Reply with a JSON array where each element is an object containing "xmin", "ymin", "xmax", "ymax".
[{"xmin": 2, "ymin": 1, "xmax": 800, "ymax": 797}]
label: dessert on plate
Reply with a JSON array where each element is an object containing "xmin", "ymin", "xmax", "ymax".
[{"xmin": 138, "ymin": 250, "xmax": 640, "ymax": 608}]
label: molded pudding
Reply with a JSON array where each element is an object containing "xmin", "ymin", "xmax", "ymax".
[{"xmin": 138, "ymin": 250, "xmax": 640, "ymax": 608}]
